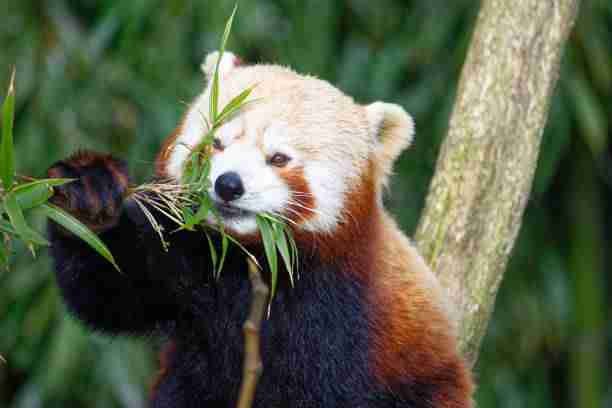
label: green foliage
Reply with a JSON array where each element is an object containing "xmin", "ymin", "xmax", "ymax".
[
  {"xmin": 256, "ymin": 214, "xmax": 298, "ymax": 301},
  {"xmin": 37, "ymin": 204, "xmax": 119, "ymax": 272},
  {"xmin": 0, "ymin": 78, "xmax": 117, "ymax": 271},
  {"xmin": 0, "ymin": 1, "xmax": 610, "ymax": 407},
  {"xmin": 1, "ymin": 71, "xmax": 16, "ymax": 190}
]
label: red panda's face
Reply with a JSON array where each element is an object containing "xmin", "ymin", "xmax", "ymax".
[
  {"xmin": 158, "ymin": 52, "xmax": 414, "ymax": 240},
  {"xmin": 198, "ymin": 119, "xmax": 316, "ymax": 236}
]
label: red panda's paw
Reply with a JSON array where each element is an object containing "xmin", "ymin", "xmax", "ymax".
[{"xmin": 47, "ymin": 150, "xmax": 130, "ymax": 233}]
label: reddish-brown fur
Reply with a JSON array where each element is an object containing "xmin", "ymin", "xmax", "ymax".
[
  {"xmin": 155, "ymin": 123, "xmax": 184, "ymax": 178},
  {"xmin": 367, "ymin": 225, "xmax": 473, "ymax": 405},
  {"xmin": 298, "ymin": 160, "xmax": 473, "ymax": 405},
  {"xmin": 149, "ymin": 341, "xmax": 177, "ymax": 401},
  {"xmin": 278, "ymin": 166, "xmax": 316, "ymax": 223},
  {"xmin": 287, "ymin": 160, "xmax": 378, "ymax": 270}
]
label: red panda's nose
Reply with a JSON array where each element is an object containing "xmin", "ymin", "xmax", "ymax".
[{"xmin": 215, "ymin": 171, "xmax": 245, "ymax": 202}]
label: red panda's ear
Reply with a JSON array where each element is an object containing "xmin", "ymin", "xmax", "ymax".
[
  {"xmin": 200, "ymin": 51, "xmax": 243, "ymax": 81},
  {"xmin": 366, "ymin": 102, "xmax": 415, "ymax": 185}
]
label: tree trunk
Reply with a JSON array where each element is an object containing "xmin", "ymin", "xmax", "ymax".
[{"xmin": 415, "ymin": 0, "xmax": 580, "ymax": 365}]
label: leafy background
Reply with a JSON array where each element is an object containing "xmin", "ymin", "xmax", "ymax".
[{"xmin": 0, "ymin": 1, "xmax": 609, "ymax": 407}]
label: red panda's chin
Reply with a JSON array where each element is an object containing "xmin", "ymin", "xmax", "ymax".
[{"xmin": 206, "ymin": 212, "xmax": 259, "ymax": 240}]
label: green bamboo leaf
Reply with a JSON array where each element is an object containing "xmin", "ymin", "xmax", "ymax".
[
  {"xmin": 287, "ymin": 225, "xmax": 299, "ymax": 274},
  {"xmin": 210, "ymin": 4, "xmax": 238, "ymax": 123},
  {"xmin": 9, "ymin": 177, "xmax": 72, "ymax": 211},
  {"xmin": 4, "ymin": 192, "xmax": 49, "ymax": 248},
  {"xmin": 210, "ymin": 71, "xmax": 220, "ymax": 124},
  {"xmin": 185, "ymin": 195, "xmax": 212, "ymax": 229},
  {"xmin": 196, "ymin": 108, "xmax": 212, "ymax": 133},
  {"xmin": 205, "ymin": 232, "xmax": 218, "ymax": 277},
  {"xmin": 197, "ymin": 160, "xmax": 211, "ymax": 189},
  {"xmin": 200, "ymin": 127, "xmax": 216, "ymax": 147},
  {"xmin": 0, "ymin": 219, "xmax": 16, "ymax": 234},
  {"xmin": 0, "ymin": 240, "xmax": 8, "ymax": 267},
  {"xmin": 14, "ymin": 183, "xmax": 52, "ymax": 211},
  {"xmin": 216, "ymin": 86, "xmax": 256, "ymax": 125},
  {"xmin": 256, "ymin": 215, "xmax": 278, "ymax": 299},
  {"xmin": 220, "ymin": 4, "xmax": 238, "ymax": 57},
  {"xmin": 184, "ymin": 153, "xmax": 200, "ymax": 185},
  {"xmin": 19, "ymin": 178, "xmax": 75, "ymax": 188},
  {"xmin": 274, "ymin": 225, "xmax": 294, "ymax": 286},
  {"xmin": 180, "ymin": 207, "xmax": 196, "ymax": 231},
  {"xmin": 38, "ymin": 203, "xmax": 119, "ymax": 271},
  {"xmin": 217, "ymin": 230, "xmax": 229, "ymax": 278},
  {"xmin": 1, "ymin": 69, "xmax": 16, "ymax": 190}
]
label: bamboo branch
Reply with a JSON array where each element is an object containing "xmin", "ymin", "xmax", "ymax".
[
  {"xmin": 415, "ymin": 0, "xmax": 580, "ymax": 365},
  {"xmin": 236, "ymin": 258, "xmax": 269, "ymax": 408}
]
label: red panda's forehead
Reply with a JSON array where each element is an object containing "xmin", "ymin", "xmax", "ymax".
[
  {"xmin": 160, "ymin": 65, "xmax": 374, "ymax": 180},
  {"xmin": 215, "ymin": 76, "xmax": 373, "ymax": 156},
  {"xmin": 220, "ymin": 66, "xmax": 370, "ymax": 132}
]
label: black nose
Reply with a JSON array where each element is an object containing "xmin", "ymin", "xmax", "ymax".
[{"xmin": 215, "ymin": 171, "xmax": 245, "ymax": 202}]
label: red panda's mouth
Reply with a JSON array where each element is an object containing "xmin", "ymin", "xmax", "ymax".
[{"xmin": 214, "ymin": 202, "xmax": 254, "ymax": 220}]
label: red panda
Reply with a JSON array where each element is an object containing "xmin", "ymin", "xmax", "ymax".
[{"xmin": 47, "ymin": 51, "xmax": 473, "ymax": 407}]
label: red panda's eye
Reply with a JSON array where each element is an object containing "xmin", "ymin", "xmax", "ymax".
[
  {"xmin": 213, "ymin": 138, "xmax": 223, "ymax": 150},
  {"xmin": 268, "ymin": 153, "xmax": 291, "ymax": 167}
]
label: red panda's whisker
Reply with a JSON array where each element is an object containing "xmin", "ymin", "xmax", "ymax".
[
  {"xmin": 267, "ymin": 211, "xmax": 298, "ymax": 226},
  {"xmin": 285, "ymin": 198, "xmax": 323, "ymax": 216},
  {"xmin": 282, "ymin": 206, "xmax": 312, "ymax": 224},
  {"xmin": 286, "ymin": 201, "xmax": 315, "ymax": 220},
  {"xmin": 280, "ymin": 205, "xmax": 310, "ymax": 222},
  {"xmin": 288, "ymin": 191, "xmax": 314, "ymax": 197}
]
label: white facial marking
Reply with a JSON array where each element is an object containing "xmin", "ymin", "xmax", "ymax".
[{"xmin": 300, "ymin": 162, "xmax": 347, "ymax": 232}]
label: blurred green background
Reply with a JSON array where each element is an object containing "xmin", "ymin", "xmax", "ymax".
[{"xmin": 0, "ymin": 1, "xmax": 610, "ymax": 407}]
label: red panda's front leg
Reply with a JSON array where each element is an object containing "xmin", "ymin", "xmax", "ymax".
[{"xmin": 47, "ymin": 151, "xmax": 179, "ymax": 334}]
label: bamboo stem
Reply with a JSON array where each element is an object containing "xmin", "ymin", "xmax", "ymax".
[{"xmin": 236, "ymin": 258, "xmax": 269, "ymax": 408}]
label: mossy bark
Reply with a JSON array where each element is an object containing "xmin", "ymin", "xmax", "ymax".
[{"xmin": 415, "ymin": 0, "xmax": 580, "ymax": 365}]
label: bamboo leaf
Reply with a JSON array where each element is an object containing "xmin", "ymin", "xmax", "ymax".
[
  {"xmin": 180, "ymin": 207, "xmax": 196, "ymax": 231},
  {"xmin": 1, "ymin": 69, "xmax": 16, "ymax": 190},
  {"xmin": 197, "ymin": 160, "xmax": 211, "ymax": 189},
  {"xmin": 10, "ymin": 178, "xmax": 72, "ymax": 211},
  {"xmin": 0, "ymin": 219, "xmax": 16, "ymax": 234},
  {"xmin": 210, "ymin": 4, "xmax": 238, "ymax": 123},
  {"xmin": 14, "ymin": 183, "xmax": 53, "ymax": 211},
  {"xmin": 210, "ymin": 70, "xmax": 220, "ymax": 124},
  {"xmin": 4, "ymin": 192, "xmax": 49, "ymax": 248},
  {"xmin": 185, "ymin": 194, "xmax": 211, "ymax": 229},
  {"xmin": 256, "ymin": 215, "xmax": 278, "ymax": 299},
  {"xmin": 287, "ymin": 225, "xmax": 299, "ymax": 276},
  {"xmin": 201, "ymin": 126, "xmax": 216, "ymax": 147},
  {"xmin": 220, "ymin": 4, "xmax": 237, "ymax": 57},
  {"xmin": 0, "ymin": 239, "xmax": 8, "ymax": 267},
  {"xmin": 275, "ymin": 225, "xmax": 294, "ymax": 286},
  {"xmin": 38, "ymin": 203, "xmax": 119, "ymax": 271},
  {"xmin": 184, "ymin": 153, "xmax": 200, "ymax": 185},
  {"xmin": 205, "ymin": 232, "xmax": 218, "ymax": 277},
  {"xmin": 216, "ymin": 86, "xmax": 256, "ymax": 125},
  {"xmin": 217, "ymin": 230, "xmax": 229, "ymax": 278},
  {"xmin": 19, "ymin": 178, "xmax": 75, "ymax": 188}
]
